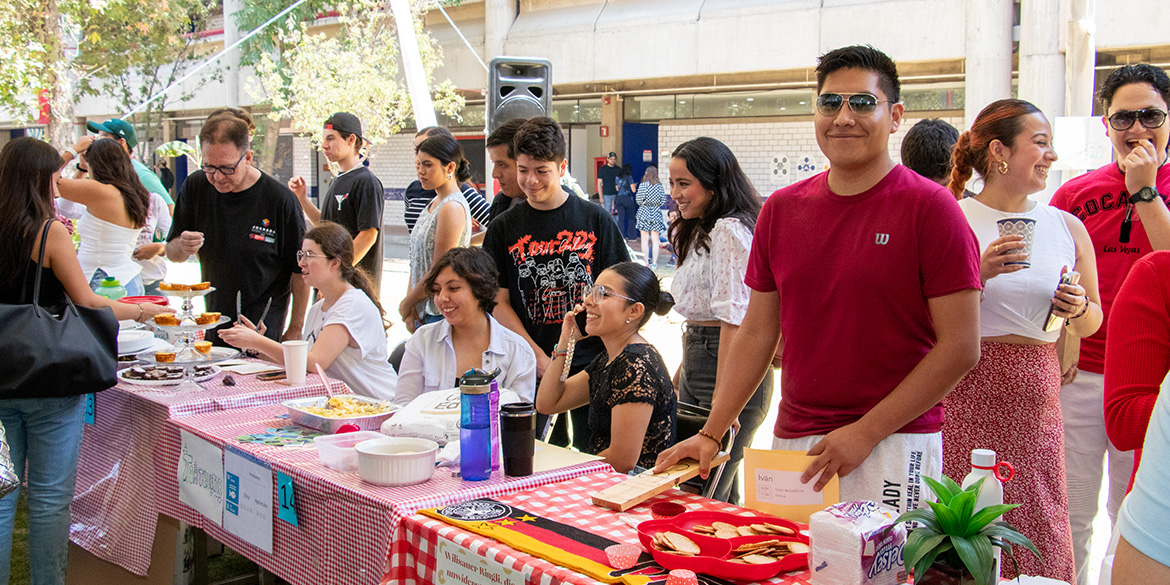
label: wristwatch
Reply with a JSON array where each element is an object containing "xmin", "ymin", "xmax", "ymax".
[{"xmin": 1130, "ymin": 186, "xmax": 1161, "ymax": 204}]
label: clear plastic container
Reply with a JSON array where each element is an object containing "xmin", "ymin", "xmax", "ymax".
[{"xmin": 313, "ymin": 431, "xmax": 385, "ymax": 472}]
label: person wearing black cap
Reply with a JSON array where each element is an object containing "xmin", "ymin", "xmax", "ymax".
[
  {"xmin": 289, "ymin": 112, "xmax": 385, "ymax": 296},
  {"xmin": 596, "ymin": 151, "xmax": 620, "ymax": 217}
]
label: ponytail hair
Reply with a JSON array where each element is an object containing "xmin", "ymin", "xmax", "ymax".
[
  {"xmin": 305, "ymin": 221, "xmax": 388, "ymax": 329},
  {"xmin": 416, "ymin": 134, "xmax": 472, "ymax": 183},
  {"xmin": 948, "ymin": 98, "xmax": 1043, "ymax": 199},
  {"xmin": 606, "ymin": 261, "xmax": 676, "ymax": 328}
]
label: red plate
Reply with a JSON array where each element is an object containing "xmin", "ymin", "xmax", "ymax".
[
  {"xmin": 118, "ymin": 295, "xmax": 170, "ymax": 305},
  {"xmin": 636, "ymin": 511, "xmax": 809, "ymax": 581}
]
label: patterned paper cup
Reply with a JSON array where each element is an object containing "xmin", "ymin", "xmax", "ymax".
[
  {"xmin": 605, "ymin": 544, "xmax": 640, "ymax": 569},
  {"xmin": 996, "ymin": 217, "xmax": 1036, "ymax": 267},
  {"xmin": 666, "ymin": 569, "xmax": 699, "ymax": 585}
]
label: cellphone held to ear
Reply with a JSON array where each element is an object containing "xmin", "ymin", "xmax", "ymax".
[{"xmin": 575, "ymin": 310, "xmax": 589, "ymax": 336}]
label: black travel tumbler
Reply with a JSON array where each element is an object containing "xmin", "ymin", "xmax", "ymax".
[{"xmin": 500, "ymin": 402, "xmax": 536, "ymax": 477}]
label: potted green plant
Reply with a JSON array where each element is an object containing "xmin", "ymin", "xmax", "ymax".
[{"xmin": 888, "ymin": 476, "xmax": 1040, "ymax": 585}]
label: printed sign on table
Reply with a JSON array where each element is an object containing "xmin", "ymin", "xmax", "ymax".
[
  {"xmin": 434, "ymin": 538, "xmax": 525, "ymax": 585},
  {"xmin": 744, "ymin": 448, "xmax": 839, "ymax": 524},
  {"xmin": 223, "ymin": 448, "xmax": 274, "ymax": 553},
  {"xmin": 177, "ymin": 430, "xmax": 225, "ymax": 525}
]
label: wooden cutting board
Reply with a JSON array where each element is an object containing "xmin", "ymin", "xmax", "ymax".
[{"xmin": 591, "ymin": 453, "xmax": 731, "ymax": 511}]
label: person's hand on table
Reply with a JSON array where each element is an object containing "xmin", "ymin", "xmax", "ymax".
[
  {"xmin": 802, "ymin": 422, "xmax": 880, "ymax": 492},
  {"xmin": 654, "ymin": 434, "xmax": 721, "ymax": 479},
  {"xmin": 219, "ymin": 320, "xmax": 266, "ymax": 350}
]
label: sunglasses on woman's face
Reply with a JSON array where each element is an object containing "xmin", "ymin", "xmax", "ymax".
[
  {"xmin": 1107, "ymin": 108, "xmax": 1168, "ymax": 131},
  {"xmin": 815, "ymin": 93, "xmax": 892, "ymax": 117}
]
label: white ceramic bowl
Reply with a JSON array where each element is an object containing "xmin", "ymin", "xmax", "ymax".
[{"xmin": 354, "ymin": 437, "xmax": 439, "ymax": 486}]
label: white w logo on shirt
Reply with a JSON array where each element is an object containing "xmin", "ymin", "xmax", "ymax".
[{"xmin": 875, "ymin": 233, "xmax": 890, "ymax": 245}]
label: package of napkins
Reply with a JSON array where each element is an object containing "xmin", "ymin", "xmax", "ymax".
[{"xmin": 809, "ymin": 501, "xmax": 908, "ymax": 585}]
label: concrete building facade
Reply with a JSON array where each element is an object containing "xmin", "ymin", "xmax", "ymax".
[{"xmin": 4, "ymin": 0, "xmax": 1168, "ymax": 231}]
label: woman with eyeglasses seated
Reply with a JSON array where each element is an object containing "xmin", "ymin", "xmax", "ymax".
[
  {"xmin": 395, "ymin": 247, "xmax": 536, "ymax": 405},
  {"xmin": 220, "ymin": 222, "xmax": 398, "ymax": 401},
  {"xmin": 536, "ymin": 262, "xmax": 677, "ymax": 473}
]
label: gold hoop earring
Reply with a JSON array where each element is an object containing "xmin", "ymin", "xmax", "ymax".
[{"xmin": 998, "ymin": 161, "xmax": 1008, "ymax": 175}]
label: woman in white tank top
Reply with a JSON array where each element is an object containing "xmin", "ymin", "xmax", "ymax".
[
  {"xmin": 57, "ymin": 137, "xmax": 151, "ymax": 295},
  {"xmin": 941, "ymin": 99, "xmax": 1102, "ymax": 583}
]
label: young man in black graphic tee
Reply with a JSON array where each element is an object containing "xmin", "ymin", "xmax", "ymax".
[{"xmin": 483, "ymin": 117, "xmax": 629, "ymax": 449}]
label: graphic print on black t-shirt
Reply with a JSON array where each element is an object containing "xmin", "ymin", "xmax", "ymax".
[
  {"xmin": 483, "ymin": 196, "xmax": 630, "ymax": 371},
  {"xmin": 321, "ymin": 166, "xmax": 384, "ymax": 292},
  {"xmin": 508, "ymin": 229, "xmax": 599, "ymax": 325}
]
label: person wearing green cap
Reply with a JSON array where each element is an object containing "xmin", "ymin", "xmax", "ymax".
[{"xmin": 87, "ymin": 118, "xmax": 174, "ymax": 293}]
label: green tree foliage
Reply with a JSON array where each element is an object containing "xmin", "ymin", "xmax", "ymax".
[
  {"xmin": 250, "ymin": 2, "xmax": 463, "ymax": 147},
  {"xmin": 70, "ymin": 0, "xmax": 218, "ymax": 158}
]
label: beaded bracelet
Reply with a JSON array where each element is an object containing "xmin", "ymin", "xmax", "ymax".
[{"xmin": 697, "ymin": 429, "xmax": 722, "ymax": 447}]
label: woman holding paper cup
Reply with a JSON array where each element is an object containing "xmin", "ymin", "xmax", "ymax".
[
  {"xmin": 220, "ymin": 222, "xmax": 398, "ymax": 400},
  {"xmin": 536, "ymin": 262, "xmax": 677, "ymax": 474},
  {"xmin": 942, "ymin": 98, "xmax": 1102, "ymax": 582}
]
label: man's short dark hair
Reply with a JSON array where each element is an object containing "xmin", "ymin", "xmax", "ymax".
[
  {"xmin": 901, "ymin": 118, "xmax": 959, "ymax": 182},
  {"xmin": 486, "ymin": 118, "xmax": 527, "ymax": 160},
  {"xmin": 816, "ymin": 45, "xmax": 901, "ymax": 103},
  {"xmin": 1098, "ymin": 64, "xmax": 1170, "ymax": 111},
  {"xmin": 513, "ymin": 116, "xmax": 565, "ymax": 163}
]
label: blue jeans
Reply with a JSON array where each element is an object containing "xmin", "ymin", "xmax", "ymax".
[
  {"xmin": 0, "ymin": 396, "xmax": 87, "ymax": 585},
  {"xmin": 602, "ymin": 195, "xmax": 617, "ymax": 219}
]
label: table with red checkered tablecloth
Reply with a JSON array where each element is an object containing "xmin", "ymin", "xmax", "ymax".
[
  {"xmin": 70, "ymin": 366, "xmax": 346, "ymax": 576},
  {"xmin": 390, "ymin": 472, "xmax": 816, "ymax": 585},
  {"xmin": 156, "ymin": 403, "xmax": 613, "ymax": 585}
]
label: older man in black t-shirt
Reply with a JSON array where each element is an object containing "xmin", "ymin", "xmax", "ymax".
[{"xmin": 167, "ymin": 110, "xmax": 309, "ymax": 344}]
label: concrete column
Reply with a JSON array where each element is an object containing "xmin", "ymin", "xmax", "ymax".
[
  {"xmin": 964, "ymin": 0, "xmax": 1014, "ymax": 123},
  {"xmin": 484, "ymin": 0, "xmax": 517, "ymax": 62},
  {"xmin": 1066, "ymin": 0, "xmax": 1097, "ymax": 117},
  {"xmin": 1018, "ymin": 0, "xmax": 1065, "ymax": 120},
  {"xmin": 1019, "ymin": 0, "xmax": 1066, "ymax": 197},
  {"xmin": 223, "ymin": 0, "xmax": 242, "ymax": 108},
  {"xmin": 601, "ymin": 93, "xmax": 622, "ymax": 163}
]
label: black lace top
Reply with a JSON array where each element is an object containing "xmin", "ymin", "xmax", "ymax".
[{"xmin": 585, "ymin": 343, "xmax": 677, "ymax": 469}]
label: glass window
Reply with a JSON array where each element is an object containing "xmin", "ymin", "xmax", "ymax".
[
  {"xmin": 625, "ymin": 95, "xmax": 677, "ymax": 121},
  {"xmin": 577, "ymin": 98, "xmax": 602, "ymax": 123},
  {"xmin": 551, "ymin": 100, "xmax": 579, "ymax": 124},
  {"xmin": 900, "ymin": 84, "xmax": 965, "ymax": 112}
]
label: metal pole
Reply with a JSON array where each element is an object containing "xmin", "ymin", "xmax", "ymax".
[{"xmin": 389, "ymin": 0, "xmax": 437, "ymax": 129}]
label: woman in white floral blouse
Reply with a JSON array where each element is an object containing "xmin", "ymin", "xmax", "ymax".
[{"xmin": 667, "ymin": 137, "xmax": 770, "ymax": 504}]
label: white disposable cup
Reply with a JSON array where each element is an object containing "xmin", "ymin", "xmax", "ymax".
[{"xmin": 282, "ymin": 340, "xmax": 309, "ymax": 384}]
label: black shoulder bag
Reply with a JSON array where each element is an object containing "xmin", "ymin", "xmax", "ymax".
[{"xmin": 0, "ymin": 221, "xmax": 119, "ymax": 397}]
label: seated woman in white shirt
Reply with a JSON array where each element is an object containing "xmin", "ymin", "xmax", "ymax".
[
  {"xmin": 396, "ymin": 247, "xmax": 536, "ymax": 404},
  {"xmin": 220, "ymin": 222, "xmax": 398, "ymax": 401}
]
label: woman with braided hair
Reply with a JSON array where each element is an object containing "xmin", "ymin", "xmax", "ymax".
[
  {"xmin": 220, "ymin": 221, "xmax": 398, "ymax": 400},
  {"xmin": 942, "ymin": 98, "xmax": 1100, "ymax": 582}
]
